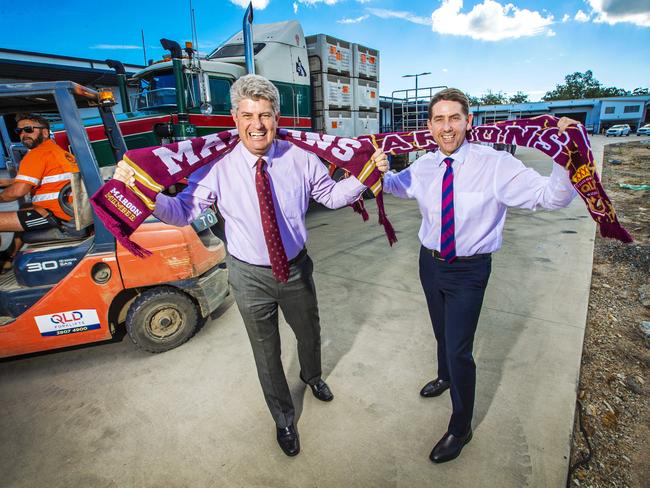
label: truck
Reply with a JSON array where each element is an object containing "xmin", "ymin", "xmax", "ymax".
[{"xmin": 44, "ymin": 6, "xmax": 380, "ymax": 168}]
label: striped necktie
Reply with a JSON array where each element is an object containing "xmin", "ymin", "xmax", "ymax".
[
  {"xmin": 440, "ymin": 157, "xmax": 457, "ymax": 263},
  {"xmin": 256, "ymin": 158, "xmax": 290, "ymax": 282}
]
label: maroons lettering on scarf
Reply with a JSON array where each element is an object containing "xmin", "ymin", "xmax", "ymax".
[{"xmin": 90, "ymin": 115, "xmax": 632, "ymax": 257}]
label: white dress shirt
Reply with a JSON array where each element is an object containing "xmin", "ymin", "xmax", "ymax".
[
  {"xmin": 153, "ymin": 140, "xmax": 366, "ymax": 265},
  {"xmin": 383, "ymin": 140, "xmax": 577, "ymax": 256}
]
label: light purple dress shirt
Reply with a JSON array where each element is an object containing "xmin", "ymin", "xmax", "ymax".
[
  {"xmin": 383, "ymin": 140, "xmax": 577, "ymax": 256},
  {"xmin": 153, "ymin": 140, "xmax": 366, "ymax": 265}
]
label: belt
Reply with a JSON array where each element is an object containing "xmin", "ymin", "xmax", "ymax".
[
  {"xmin": 233, "ymin": 248, "xmax": 307, "ymax": 269},
  {"xmin": 432, "ymin": 249, "xmax": 491, "ymax": 261}
]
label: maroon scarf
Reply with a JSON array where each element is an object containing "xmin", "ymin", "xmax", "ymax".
[{"xmin": 90, "ymin": 116, "xmax": 631, "ymax": 256}]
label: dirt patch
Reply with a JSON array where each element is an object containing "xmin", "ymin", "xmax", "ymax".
[{"xmin": 568, "ymin": 140, "xmax": 650, "ymax": 487}]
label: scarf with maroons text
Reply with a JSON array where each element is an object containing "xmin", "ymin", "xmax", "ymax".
[{"xmin": 90, "ymin": 115, "xmax": 632, "ymax": 257}]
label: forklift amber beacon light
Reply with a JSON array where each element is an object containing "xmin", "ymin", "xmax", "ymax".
[{"xmin": 98, "ymin": 88, "xmax": 116, "ymax": 107}]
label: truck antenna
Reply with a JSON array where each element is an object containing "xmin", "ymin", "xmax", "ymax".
[
  {"xmin": 189, "ymin": 1, "xmax": 209, "ymax": 113},
  {"xmin": 141, "ymin": 29, "xmax": 147, "ymax": 66},
  {"xmin": 190, "ymin": 0, "xmax": 199, "ymax": 52}
]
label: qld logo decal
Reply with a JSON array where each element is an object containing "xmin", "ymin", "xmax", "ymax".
[{"xmin": 35, "ymin": 309, "xmax": 101, "ymax": 337}]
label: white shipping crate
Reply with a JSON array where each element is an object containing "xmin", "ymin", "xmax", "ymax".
[
  {"xmin": 354, "ymin": 111, "xmax": 380, "ymax": 137},
  {"xmin": 352, "ymin": 44, "xmax": 379, "ymax": 80},
  {"xmin": 306, "ymin": 34, "xmax": 352, "ymax": 76},
  {"xmin": 352, "ymin": 78, "xmax": 379, "ymax": 111},
  {"xmin": 313, "ymin": 110, "xmax": 354, "ymax": 137},
  {"xmin": 312, "ymin": 73, "xmax": 352, "ymax": 111}
]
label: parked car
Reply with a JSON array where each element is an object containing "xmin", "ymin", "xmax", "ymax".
[
  {"xmin": 606, "ymin": 124, "xmax": 631, "ymax": 137},
  {"xmin": 636, "ymin": 124, "xmax": 650, "ymax": 136}
]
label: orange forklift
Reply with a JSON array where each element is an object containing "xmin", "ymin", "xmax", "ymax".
[{"xmin": 0, "ymin": 81, "xmax": 229, "ymax": 358}]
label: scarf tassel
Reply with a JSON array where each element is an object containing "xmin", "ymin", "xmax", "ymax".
[
  {"xmin": 375, "ymin": 192, "xmax": 398, "ymax": 246},
  {"xmin": 352, "ymin": 199, "xmax": 369, "ymax": 221},
  {"xmin": 91, "ymin": 199, "xmax": 153, "ymax": 258},
  {"xmin": 599, "ymin": 221, "xmax": 633, "ymax": 243}
]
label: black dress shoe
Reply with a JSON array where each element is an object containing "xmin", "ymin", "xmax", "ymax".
[
  {"xmin": 308, "ymin": 379, "xmax": 334, "ymax": 402},
  {"xmin": 420, "ymin": 378, "xmax": 450, "ymax": 398},
  {"xmin": 429, "ymin": 429, "xmax": 473, "ymax": 463},
  {"xmin": 276, "ymin": 425, "xmax": 300, "ymax": 457}
]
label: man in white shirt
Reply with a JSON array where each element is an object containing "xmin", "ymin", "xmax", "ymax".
[
  {"xmin": 376, "ymin": 88, "xmax": 578, "ymax": 463},
  {"xmin": 114, "ymin": 75, "xmax": 386, "ymax": 457}
]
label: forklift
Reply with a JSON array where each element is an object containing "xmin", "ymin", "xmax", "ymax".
[{"xmin": 0, "ymin": 81, "xmax": 229, "ymax": 358}]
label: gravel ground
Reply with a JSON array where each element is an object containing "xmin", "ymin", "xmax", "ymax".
[{"xmin": 568, "ymin": 140, "xmax": 650, "ymax": 488}]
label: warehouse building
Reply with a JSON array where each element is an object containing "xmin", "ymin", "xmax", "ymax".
[{"xmin": 380, "ymin": 93, "xmax": 650, "ymax": 134}]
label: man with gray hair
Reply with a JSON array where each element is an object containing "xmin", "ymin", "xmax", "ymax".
[{"xmin": 114, "ymin": 74, "xmax": 386, "ymax": 456}]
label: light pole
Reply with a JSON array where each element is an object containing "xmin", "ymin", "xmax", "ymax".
[{"xmin": 402, "ymin": 72, "xmax": 431, "ymax": 129}]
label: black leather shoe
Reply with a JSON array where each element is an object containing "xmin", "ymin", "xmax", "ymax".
[
  {"xmin": 276, "ymin": 425, "xmax": 300, "ymax": 457},
  {"xmin": 420, "ymin": 378, "xmax": 450, "ymax": 398},
  {"xmin": 429, "ymin": 429, "xmax": 473, "ymax": 463},
  {"xmin": 309, "ymin": 379, "xmax": 334, "ymax": 402}
]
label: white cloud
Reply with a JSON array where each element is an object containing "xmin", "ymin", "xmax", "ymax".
[
  {"xmin": 546, "ymin": 29, "xmax": 556, "ymax": 36},
  {"xmin": 587, "ymin": 0, "xmax": 650, "ymax": 26},
  {"xmin": 229, "ymin": 0, "xmax": 270, "ymax": 9},
  {"xmin": 574, "ymin": 9, "xmax": 591, "ymax": 22},
  {"xmin": 562, "ymin": 13, "xmax": 570, "ymax": 22},
  {"xmin": 292, "ymin": 0, "xmax": 349, "ymax": 14},
  {"xmin": 430, "ymin": 0, "xmax": 555, "ymax": 41},
  {"xmin": 297, "ymin": 0, "xmax": 341, "ymax": 5},
  {"xmin": 367, "ymin": 7, "xmax": 432, "ymax": 25},
  {"xmin": 442, "ymin": 68, "xmax": 448, "ymax": 72},
  {"xmin": 91, "ymin": 44, "xmax": 141, "ymax": 50},
  {"xmin": 338, "ymin": 15, "xmax": 369, "ymax": 24},
  {"xmin": 356, "ymin": 0, "xmax": 372, "ymax": 3}
]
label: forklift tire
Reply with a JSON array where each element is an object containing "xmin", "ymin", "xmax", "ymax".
[{"xmin": 126, "ymin": 286, "xmax": 200, "ymax": 353}]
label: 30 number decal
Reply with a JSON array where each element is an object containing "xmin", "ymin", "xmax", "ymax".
[{"xmin": 26, "ymin": 261, "xmax": 59, "ymax": 272}]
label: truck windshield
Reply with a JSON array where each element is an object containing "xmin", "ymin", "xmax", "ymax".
[
  {"xmin": 207, "ymin": 42, "xmax": 265, "ymax": 59},
  {"xmin": 132, "ymin": 71, "xmax": 200, "ymax": 112}
]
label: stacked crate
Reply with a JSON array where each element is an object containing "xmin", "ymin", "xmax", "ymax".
[
  {"xmin": 351, "ymin": 43, "xmax": 379, "ymax": 136},
  {"xmin": 307, "ymin": 35, "xmax": 380, "ymax": 136},
  {"xmin": 306, "ymin": 34, "xmax": 354, "ymax": 136}
]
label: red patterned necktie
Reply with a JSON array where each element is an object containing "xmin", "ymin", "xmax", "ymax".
[
  {"xmin": 255, "ymin": 157, "xmax": 290, "ymax": 282},
  {"xmin": 440, "ymin": 157, "xmax": 457, "ymax": 263}
]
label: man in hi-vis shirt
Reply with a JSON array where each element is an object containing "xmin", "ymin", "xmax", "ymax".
[{"xmin": 0, "ymin": 113, "xmax": 77, "ymax": 232}]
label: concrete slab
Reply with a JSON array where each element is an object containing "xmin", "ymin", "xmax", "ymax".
[{"xmin": 0, "ymin": 136, "xmax": 623, "ymax": 487}]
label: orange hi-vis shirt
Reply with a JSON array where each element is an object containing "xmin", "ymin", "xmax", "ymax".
[{"xmin": 15, "ymin": 139, "xmax": 78, "ymax": 221}]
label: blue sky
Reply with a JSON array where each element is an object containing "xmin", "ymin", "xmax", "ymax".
[{"xmin": 1, "ymin": 0, "xmax": 648, "ymax": 101}]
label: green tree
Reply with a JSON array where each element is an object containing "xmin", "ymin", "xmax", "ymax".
[
  {"xmin": 466, "ymin": 94, "xmax": 481, "ymax": 106},
  {"xmin": 480, "ymin": 90, "xmax": 508, "ymax": 105},
  {"xmin": 632, "ymin": 87, "xmax": 649, "ymax": 96},
  {"xmin": 509, "ymin": 91, "xmax": 529, "ymax": 103},
  {"xmin": 543, "ymin": 70, "xmax": 629, "ymax": 100}
]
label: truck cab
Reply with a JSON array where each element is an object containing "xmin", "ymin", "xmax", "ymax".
[{"xmin": 128, "ymin": 21, "xmax": 312, "ymax": 137}]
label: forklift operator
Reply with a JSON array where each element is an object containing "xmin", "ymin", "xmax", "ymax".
[{"xmin": 0, "ymin": 114, "xmax": 77, "ymax": 232}]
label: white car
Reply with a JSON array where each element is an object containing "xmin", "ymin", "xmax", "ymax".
[
  {"xmin": 636, "ymin": 124, "xmax": 650, "ymax": 136},
  {"xmin": 606, "ymin": 124, "xmax": 631, "ymax": 137}
]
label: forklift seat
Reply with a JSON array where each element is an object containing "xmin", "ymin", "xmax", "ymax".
[
  {"xmin": 21, "ymin": 171, "xmax": 93, "ymax": 244},
  {"xmin": 22, "ymin": 219, "xmax": 90, "ymax": 244}
]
